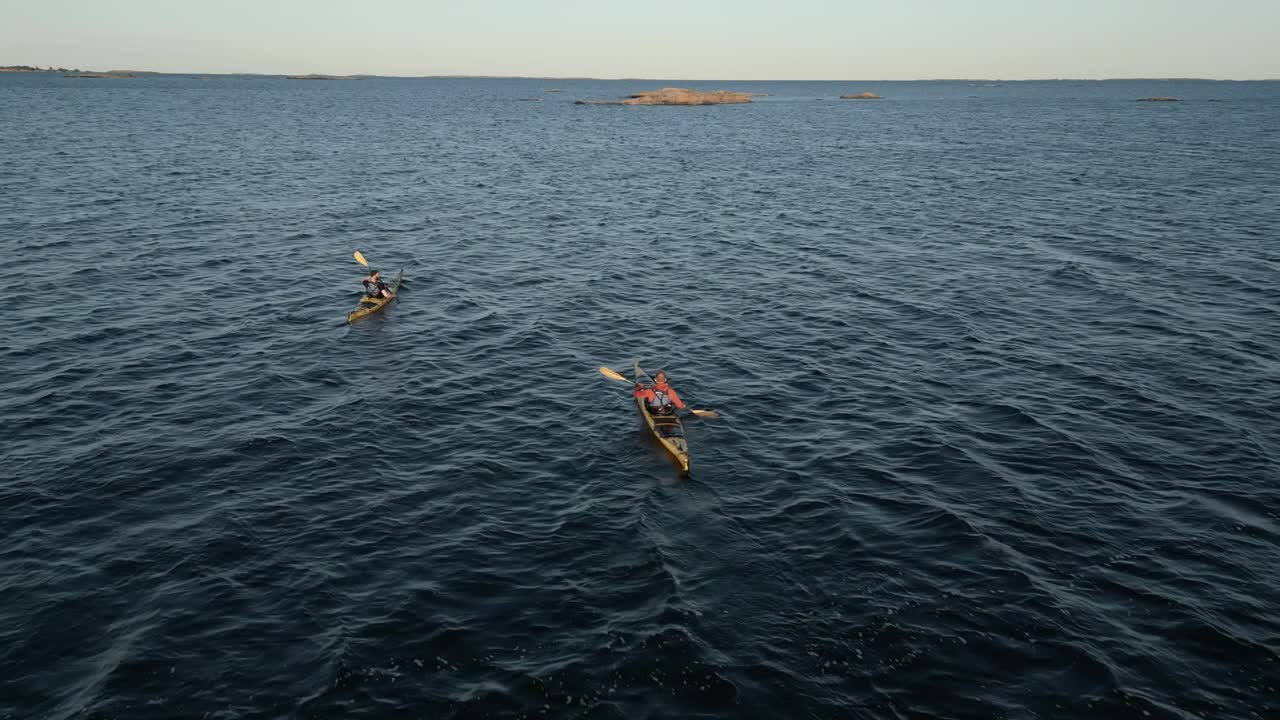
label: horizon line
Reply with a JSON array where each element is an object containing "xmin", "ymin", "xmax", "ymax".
[{"xmin": 3, "ymin": 67, "xmax": 1276, "ymax": 83}]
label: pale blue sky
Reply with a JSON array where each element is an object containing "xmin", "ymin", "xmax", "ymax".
[{"xmin": 4, "ymin": 0, "xmax": 1277, "ymax": 78}]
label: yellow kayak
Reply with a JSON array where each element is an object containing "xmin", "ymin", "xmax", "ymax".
[
  {"xmin": 347, "ymin": 270, "xmax": 403, "ymax": 323},
  {"xmin": 635, "ymin": 362, "xmax": 690, "ymax": 473}
]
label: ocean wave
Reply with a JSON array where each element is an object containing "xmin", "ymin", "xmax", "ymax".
[{"xmin": 1, "ymin": 76, "xmax": 1277, "ymax": 719}]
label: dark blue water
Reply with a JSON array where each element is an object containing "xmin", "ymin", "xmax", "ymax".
[{"xmin": 2, "ymin": 74, "xmax": 1278, "ymax": 719}]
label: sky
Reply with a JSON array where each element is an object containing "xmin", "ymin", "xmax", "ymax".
[{"xmin": 3, "ymin": 0, "xmax": 1277, "ymax": 79}]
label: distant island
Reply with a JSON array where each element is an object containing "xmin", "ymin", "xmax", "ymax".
[
  {"xmin": 3, "ymin": 65, "xmax": 154, "ymax": 78},
  {"xmin": 2, "ymin": 65, "xmax": 78, "ymax": 73},
  {"xmin": 841, "ymin": 92, "xmax": 882, "ymax": 99},
  {"xmin": 286, "ymin": 74, "xmax": 360, "ymax": 80},
  {"xmin": 576, "ymin": 87, "xmax": 753, "ymax": 106}
]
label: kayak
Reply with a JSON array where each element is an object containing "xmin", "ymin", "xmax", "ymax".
[
  {"xmin": 634, "ymin": 362, "xmax": 690, "ymax": 473},
  {"xmin": 347, "ymin": 269, "xmax": 403, "ymax": 323}
]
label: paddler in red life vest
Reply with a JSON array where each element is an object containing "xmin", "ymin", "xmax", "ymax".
[
  {"xmin": 362, "ymin": 269, "xmax": 395, "ymax": 300},
  {"xmin": 634, "ymin": 371, "xmax": 686, "ymax": 416}
]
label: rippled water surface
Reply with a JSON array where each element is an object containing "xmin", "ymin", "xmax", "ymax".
[{"xmin": 2, "ymin": 75, "xmax": 1278, "ymax": 719}]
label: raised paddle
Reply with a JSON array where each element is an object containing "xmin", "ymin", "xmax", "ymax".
[
  {"xmin": 596, "ymin": 367, "xmax": 720, "ymax": 418},
  {"xmin": 353, "ymin": 251, "xmax": 397, "ymax": 297}
]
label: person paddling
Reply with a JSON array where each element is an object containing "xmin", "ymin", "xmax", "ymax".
[
  {"xmin": 634, "ymin": 370, "xmax": 687, "ymax": 416},
  {"xmin": 362, "ymin": 269, "xmax": 395, "ymax": 301}
]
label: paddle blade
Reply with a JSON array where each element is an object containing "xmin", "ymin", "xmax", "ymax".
[
  {"xmin": 353, "ymin": 250, "xmax": 369, "ymax": 267},
  {"xmin": 690, "ymin": 409, "xmax": 720, "ymax": 419},
  {"xmin": 598, "ymin": 367, "xmax": 629, "ymax": 382}
]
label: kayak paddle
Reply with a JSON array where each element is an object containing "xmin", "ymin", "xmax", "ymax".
[
  {"xmin": 354, "ymin": 250, "xmax": 369, "ymax": 268},
  {"xmin": 598, "ymin": 366, "xmax": 629, "ymax": 383}
]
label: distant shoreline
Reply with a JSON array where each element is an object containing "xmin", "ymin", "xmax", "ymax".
[{"xmin": 2, "ymin": 66, "xmax": 1274, "ymax": 82}]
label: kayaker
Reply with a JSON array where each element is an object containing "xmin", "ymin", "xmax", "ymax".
[
  {"xmin": 634, "ymin": 371, "xmax": 686, "ymax": 416},
  {"xmin": 362, "ymin": 269, "xmax": 395, "ymax": 300}
]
